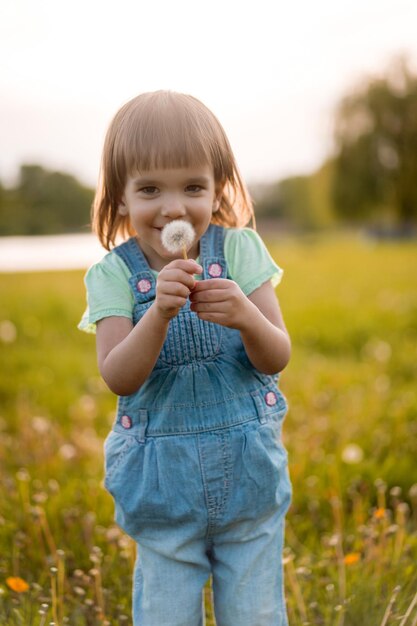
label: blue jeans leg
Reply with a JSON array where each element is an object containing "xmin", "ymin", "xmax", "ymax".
[
  {"xmin": 211, "ymin": 513, "xmax": 288, "ymax": 626},
  {"xmin": 132, "ymin": 538, "xmax": 211, "ymax": 626}
]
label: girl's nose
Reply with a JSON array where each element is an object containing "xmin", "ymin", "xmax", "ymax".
[{"xmin": 161, "ymin": 194, "xmax": 186, "ymax": 218}]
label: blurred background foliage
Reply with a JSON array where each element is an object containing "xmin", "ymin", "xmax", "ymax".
[
  {"xmin": 252, "ymin": 56, "xmax": 417, "ymax": 235},
  {"xmin": 0, "ymin": 165, "xmax": 93, "ymax": 236},
  {"xmin": 1, "ymin": 56, "xmax": 416, "ymax": 237}
]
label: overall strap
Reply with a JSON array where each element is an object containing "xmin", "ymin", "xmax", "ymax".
[
  {"xmin": 113, "ymin": 237, "xmax": 149, "ymax": 273},
  {"xmin": 199, "ymin": 224, "xmax": 229, "ymax": 280},
  {"xmin": 113, "ymin": 237, "xmax": 156, "ymax": 302}
]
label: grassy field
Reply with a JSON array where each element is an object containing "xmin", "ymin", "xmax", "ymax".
[{"xmin": 0, "ymin": 233, "xmax": 416, "ymax": 625}]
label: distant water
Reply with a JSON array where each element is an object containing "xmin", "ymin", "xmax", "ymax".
[{"xmin": 0, "ymin": 234, "xmax": 107, "ymax": 272}]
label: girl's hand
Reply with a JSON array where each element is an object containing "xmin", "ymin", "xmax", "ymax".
[
  {"xmin": 155, "ymin": 259, "xmax": 203, "ymax": 320},
  {"xmin": 189, "ymin": 278, "xmax": 252, "ymax": 330},
  {"xmin": 191, "ymin": 278, "xmax": 291, "ymax": 374}
]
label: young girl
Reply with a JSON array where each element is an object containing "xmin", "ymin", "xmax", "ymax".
[{"xmin": 79, "ymin": 90, "xmax": 292, "ymax": 626}]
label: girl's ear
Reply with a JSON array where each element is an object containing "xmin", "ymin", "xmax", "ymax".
[
  {"xmin": 212, "ymin": 184, "xmax": 224, "ymax": 213},
  {"xmin": 118, "ymin": 201, "xmax": 128, "ymax": 216},
  {"xmin": 212, "ymin": 198, "xmax": 220, "ymax": 214}
]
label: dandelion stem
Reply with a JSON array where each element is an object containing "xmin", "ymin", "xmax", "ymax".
[
  {"xmin": 380, "ymin": 586, "xmax": 401, "ymax": 626},
  {"xmin": 331, "ymin": 496, "xmax": 347, "ymax": 614},
  {"xmin": 39, "ymin": 508, "xmax": 57, "ymax": 557},
  {"xmin": 57, "ymin": 550, "xmax": 65, "ymax": 624},
  {"xmin": 399, "ymin": 590, "xmax": 417, "ymax": 626},
  {"xmin": 410, "ymin": 609, "xmax": 417, "ymax": 626},
  {"xmin": 284, "ymin": 555, "xmax": 307, "ymax": 622},
  {"xmin": 51, "ymin": 572, "xmax": 59, "ymax": 625},
  {"xmin": 394, "ymin": 504, "xmax": 408, "ymax": 563},
  {"xmin": 182, "ymin": 244, "xmax": 187, "ymax": 260},
  {"xmin": 93, "ymin": 568, "xmax": 106, "ymax": 620}
]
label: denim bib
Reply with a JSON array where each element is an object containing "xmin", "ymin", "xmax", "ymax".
[{"xmin": 111, "ymin": 224, "xmax": 287, "ymax": 437}]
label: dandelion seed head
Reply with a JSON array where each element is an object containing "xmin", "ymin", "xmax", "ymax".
[
  {"xmin": 16, "ymin": 468, "xmax": 31, "ymax": 482},
  {"xmin": 74, "ymin": 586, "xmax": 86, "ymax": 596},
  {"xmin": 59, "ymin": 443, "xmax": 77, "ymax": 460},
  {"xmin": 0, "ymin": 320, "xmax": 17, "ymax": 343},
  {"xmin": 409, "ymin": 484, "xmax": 417, "ymax": 499},
  {"xmin": 161, "ymin": 220, "xmax": 195, "ymax": 254},
  {"xmin": 31, "ymin": 416, "xmax": 50, "ymax": 434},
  {"xmin": 341, "ymin": 443, "xmax": 364, "ymax": 464},
  {"xmin": 32, "ymin": 492, "xmax": 48, "ymax": 504},
  {"xmin": 375, "ymin": 478, "xmax": 387, "ymax": 492}
]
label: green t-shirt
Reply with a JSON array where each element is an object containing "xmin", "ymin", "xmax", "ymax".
[{"xmin": 79, "ymin": 227, "xmax": 283, "ymax": 334}]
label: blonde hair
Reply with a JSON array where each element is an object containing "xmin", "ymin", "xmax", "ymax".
[{"xmin": 92, "ymin": 91, "xmax": 255, "ymax": 250}]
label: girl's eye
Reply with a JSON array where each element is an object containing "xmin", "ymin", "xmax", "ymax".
[
  {"xmin": 139, "ymin": 186, "xmax": 159, "ymax": 194},
  {"xmin": 139, "ymin": 185, "xmax": 158, "ymax": 193},
  {"xmin": 186, "ymin": 185, "xmax": 203, "ymax": 193}
]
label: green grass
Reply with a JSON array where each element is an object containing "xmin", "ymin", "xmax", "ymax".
[{"xmin": 1, "ymin": 233, "xmax": 417, "ymax": 625}]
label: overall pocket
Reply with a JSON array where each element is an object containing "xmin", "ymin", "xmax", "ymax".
[
  {"xmin": 103, "ymin": 431, "xmax": 141, "ymax": 490},
  {"xmin": 233, "ymin": 413, "xmax": 292, "ymax": 521}
]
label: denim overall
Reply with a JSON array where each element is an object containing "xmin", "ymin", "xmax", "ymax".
[{"xmin": 104, "ymin": 224, "xmax": 292, "ymax": 626}]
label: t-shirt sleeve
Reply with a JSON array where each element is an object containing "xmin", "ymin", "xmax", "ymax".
[
  {"xmin": 224, "ymin": 228, "xmax": 283, "ymax": 296},
  {"xmin": 78, "ymin": 252, "xmax": 134, "ymax": 334}
]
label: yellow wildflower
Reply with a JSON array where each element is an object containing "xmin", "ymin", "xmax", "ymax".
[
  {"xmin": 374, "ymin": 507, "xmax": 386, "ymax": 520},
  {"xmin": 6, "ymin": 577, "xmax": 29, "ymax": 592},
  {"xmin": 344, "ymin": 553, "xmax": 360, "ymax": 566}
]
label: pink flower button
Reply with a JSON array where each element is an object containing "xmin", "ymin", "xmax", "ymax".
[
  {"xmin": 121, "ymin": 415, "xmax": 132, "ymax": 429},
  {"xmin": 137, "ymin": 279, "xmax": 151, "ymax": 294},
  {"xmin": 208, "ymin": 263, "xmax": 222, "ymax": 278},
  {"xmin": 265, "ymin": 391, "xmax": 277, "ymax": 406}
]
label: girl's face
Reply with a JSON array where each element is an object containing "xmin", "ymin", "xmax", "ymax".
[{"xmin": 118, "ymin": 165, "xmax": 221, "ymax": 270}]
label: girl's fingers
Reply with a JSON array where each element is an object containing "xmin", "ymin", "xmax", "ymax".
[
  {"xmin": 163, "ymin": 259, "xmax": 203, "ymax": 276},
  {"xmin": 191, "ymin": 278, "xmax": 227, "ymax": 291},
  {"xmin": 158, "ymin": 281, "xmax": 191, "ymax": 299},
  {"xmin": 189, "ymin": 289, "xmax": 229, "ymax": 303},
  {"xmin": 159, "ymin": 270, "xmax": 196, "ymax": 291}
]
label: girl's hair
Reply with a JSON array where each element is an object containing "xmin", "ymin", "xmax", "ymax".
[{"xmin": 92, "ymin": 91, "xmax": 255, "ymax": 250}]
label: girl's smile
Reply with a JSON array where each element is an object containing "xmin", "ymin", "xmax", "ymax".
[{"xmin": 118, "ymin": 165, "xmax": 221, "ymax": 271}]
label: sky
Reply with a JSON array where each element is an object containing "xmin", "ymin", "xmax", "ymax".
[{"xmin": 1, "ymin": 0, "xmax": 417, "ymax": 189}]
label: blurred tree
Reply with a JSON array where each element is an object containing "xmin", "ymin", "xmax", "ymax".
[
  {"xmin": 332, "ymin": 56, "xmax": 417, "ymax": 228},
  {"xmin": 251, "ymin": 161, "xmax": 336, "ymax": 231},
  {"xmin": 251, "ymin": 176, "xmax": 315, "ymax": 229},
  {"xmin": 0, "ymin": 164, "xmax": 94, "ymax": 235}
]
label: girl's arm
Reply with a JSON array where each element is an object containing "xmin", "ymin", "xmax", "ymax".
[
  {"xmin": 190, "ymin": 278, "xmax": 291, "ymax": 374},
  {"xmin": 96, "ymin": 259, "xmax": 202, "ymax": 395},
  {"xmin": 242, "ymin": 280, "xmax": 291, "ymax": 373}
]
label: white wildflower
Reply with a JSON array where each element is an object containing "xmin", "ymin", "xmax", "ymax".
[{"xmin": 161, "ymin": 220, "xmax": 195, "ymax": 257}]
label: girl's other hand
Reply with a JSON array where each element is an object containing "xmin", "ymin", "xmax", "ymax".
[
  {"xmin": 155, "ymin": 259, "xmax": 203, "ymax": 320},
  {"xmin": 189, "ymin": 278, "xmax": 250, "ymax": 329},
  {"xmin": 190, "ymin": 278, "xmax": 291, "ymax": 373}
]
